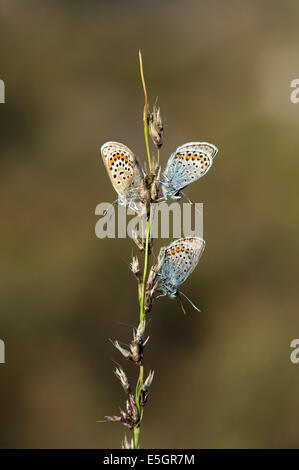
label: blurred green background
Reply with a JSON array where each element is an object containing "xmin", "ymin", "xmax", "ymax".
[{"xmin": 1, "ymin": 0, "xmax": 299, "ymax": 448}]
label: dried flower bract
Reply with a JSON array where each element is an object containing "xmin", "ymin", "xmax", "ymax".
[{"xmin": 148, "ymin": 105, "xmax": 164, "ymax": 149}]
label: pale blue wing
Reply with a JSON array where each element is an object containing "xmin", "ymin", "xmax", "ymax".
[
  {"xmin": 162, "ymin": 142, "xmax": 218, "ymax": 199},
  {"xmin": 158, "ymin": 237, "xmax": 205, "ymax": 297}
]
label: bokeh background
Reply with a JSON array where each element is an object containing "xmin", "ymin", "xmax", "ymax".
[{"xmin": 1, "ymin": 0, "xmax": 299, "ymax": 448}]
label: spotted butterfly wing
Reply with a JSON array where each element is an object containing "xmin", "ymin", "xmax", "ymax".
[
  {"xmin": 162, "ymin": 142, "xmax": 218, "ymax": 200},
  {"xmin": 101, "ymin": 141, "xmax": 141, "ymax": 205},
  {"xmin": 157, "ymin": 237, "xmax": 205, "ymax": 298}
]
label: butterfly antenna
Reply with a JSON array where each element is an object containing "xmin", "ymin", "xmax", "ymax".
[
  {"xmin": 179, "ymin": 291, "xmax": 201, "ymax": 313},
  {"xmin": 181, "ymin": 191, "xmax": 194, "ymax": 205},
  {"xmin": 151, "ymin": 247, "xmax": 157, "ymax": 261},
  {"xmin": 181, "ymin": 192, "xmax": 202, "ymax": 217},
  {"xmin": 177, "ymin": 293, "xmax": 188, "ymax": 315}
]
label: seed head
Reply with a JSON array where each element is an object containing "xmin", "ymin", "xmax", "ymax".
[
  {"xmin": 130, "ymin": 255, "xmax": 139, "ymax": 273},
  {"xmin": 151, "ymin": 167, "xmax": 161, "ymax": 202},
  {"xmin": 105, "ymin": 415, "xmax": 121, "ymax": 423},
  {"xmin": 140, "ymin": 370, "xmax": 154, "ymax": 407},
  {"xmin": 132, "ymin": 229, "xmax": 145, "ymax": 252},
  {"xmin": 134, "ymin": 319, "xmax": 146, "ymax": 343},
  {"xmin": 110, "ymin": 339, "xmax": 131, "ymax": 360},
  {"xmin": 111, "ymin": 322, "xmax": 149, "ymax": 366},
  {"xmin": 114, "ymin": 367, "xmax": 131, "ymax": 395},
  {"xmin": 105, "ymin": 392, "xmax": 139, "ymax": 430},
  {"xmin": 130, "ymin": 340, "xmax": 143, "ymax": 365},
  {"xmin": 130, "ymin": 255, "xmax": 142, "ymax": 285},
  {"xmin": 148, "ymin": 105, "xmax": 164, "ymax": 149},
  {"xmin": 144, "ymin": 250, "xmax": 165, "ymax": 312},
  {"xmin": 129, "ymin": 320, "xmax": 149, "ymax": 365}
]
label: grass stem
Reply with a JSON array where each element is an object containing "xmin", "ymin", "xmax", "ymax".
[
  {"xmin": 139, "ymin": 50, "xmax": 151, "ymax": 171},
  {"xmin": 133, "ymin": 52, "xmax": 153, "ymax": 449}
]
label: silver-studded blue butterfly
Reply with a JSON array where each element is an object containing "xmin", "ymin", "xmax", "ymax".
[
  {"xmin": 101, "ymin": 141, "xmax": 142, "ymax": 209},
  {"xmin": 157, "ymin": 237, "xmax": 205, "ymax": 299},
  {"xmin": 161, "ymin": 142, "xmax": 218, "ymax": 200}
]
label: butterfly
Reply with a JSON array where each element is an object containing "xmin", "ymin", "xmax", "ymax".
[
  {"xmin": 157, "ymin": 237, "xmax": 205, "ymax": 299},
  {"xmin": 101, "ymin": 141, "xmax": 142, "ymax": 209},
  {"xmin": 161, "ymin": 142, "xmax": 218, "ymax": 200}
]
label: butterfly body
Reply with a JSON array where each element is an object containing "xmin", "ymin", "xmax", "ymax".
[
  {"xmin": 162, "ymin": 142, "xmax": 218, "ymax": 200},
  {"xmin": 157, "ymin": 237, "xmax": 205, "ymax": 298},
  {"xmin": 101, "ymin": 141, "xmax": 141, "ymax": 208}
]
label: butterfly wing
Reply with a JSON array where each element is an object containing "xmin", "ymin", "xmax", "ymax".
[
  {"xmin": 158, "ymin": 237, "xmax": 205, "ymax": 297},
  {"xmin": 101, "ymin": 141, "xmax": 141, "ymax": 201},
  {"xmin": 162, "ymin": 142, "xmax": 218, "ymax": 199}
]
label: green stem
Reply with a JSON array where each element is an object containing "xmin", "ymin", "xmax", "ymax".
[
  {"xmin": 133, "ymin": 426, "xmax": 140, "ymax": 449},
  {"xmin": 133, "ymin": 51, "xmax": 152, "ymax": 450},
  {"xmin": 134, "ymin": 218, "xmax": 150, "ymax": 449},
  {"xmin": 139, "ymin": 50, "xmax": 151, "ymax": 171},
  {"xmin": 133, "ymin": 366, "xmax": 143, "ymax": 448},
  {"xmin": 143, "ymin": 118, "xmax": 151, "ymax": 171},
  {"xmin": 135, "ymin": 363, "xmax": 144, "ymax": 417},
  {"xmin": 139, "ymin": 219, "xmax": 151, "ymax": 323}
]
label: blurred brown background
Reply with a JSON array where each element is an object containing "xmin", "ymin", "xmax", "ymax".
[{"xmin": 0, "ymin": 0, "xmax": 299, "ymax": 448}]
